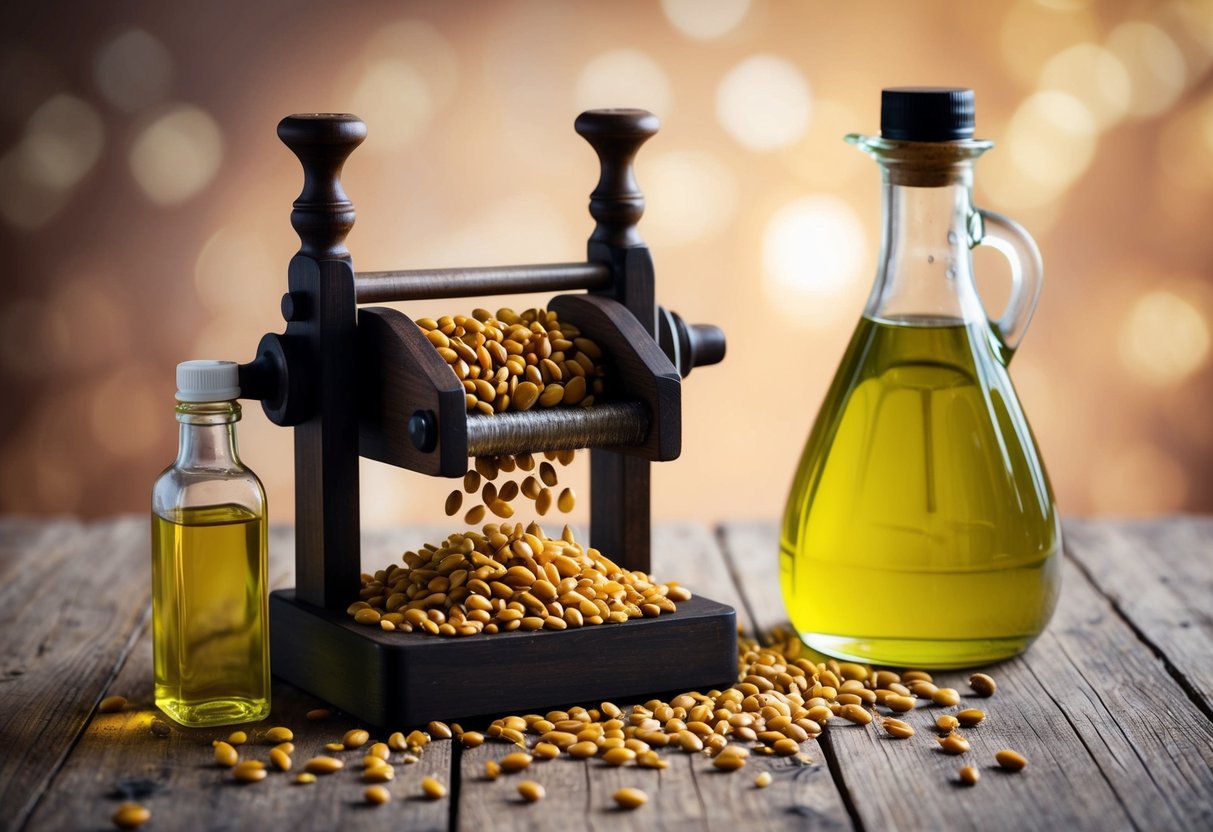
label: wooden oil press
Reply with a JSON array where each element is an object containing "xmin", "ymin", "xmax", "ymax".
[{"xmin": 236, "ymin": 109, "xmax": 736, "ymax": 726}]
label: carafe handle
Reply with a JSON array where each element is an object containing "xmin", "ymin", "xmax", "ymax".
[{"xmin": 970, "ymin": 208, "xmax": 1043, "ymax": 361}]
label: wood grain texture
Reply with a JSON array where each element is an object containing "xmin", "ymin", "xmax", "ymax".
[
  {"xmin": 1063, "ymin": 517, "xmax": 1213, "ymax": 718},
  {"xmin": 0, "ymin": 518, "xmax": 149, "ymax": 832},
  {"xmin": 719, "ymin": 519, "xmax": 1213, "ymax": 832}
]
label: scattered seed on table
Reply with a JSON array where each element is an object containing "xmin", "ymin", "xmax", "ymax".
[
  {"xmin": 265, "ymin": 726, "xmax": 293, "ymax": 743},
  {"xmin": 613, "ymin": 788, "xmax": 648, "ymax": 810},
  {"xmin": 270, "ymin": 747, "xmax": 292, "ymax": 771},
  {"xmin": 227, "ymin": 731, "xmax": 247, "ymax": 745},
  {"xmin": 755, "ymin": 771, "xmax": 773, "ymax": 788},
  {"xmin": 304, "ymin": 756, "xmax": 344, "ymax": 774},
  {"xmin": 995, "ymin": 749, "xmax": 1028, "ymax": 771},
  {"xmin": 343, "ymin": 728, "xmax": 370, "ymax": 749},
  {"xmin": 881, "ymin": 718, "xmax": 915, "ymax": 738},
  {"xmin": 956, "ymin": 708, "xmax": 986, "ymax": 728},
  {"xmin": 111, "ymin": 802, "xmax": 150, "ymax": 829},
  {"xmin": 293, "ymin": 773, "xmax": 316, "ymax": 785},
  {"xmin": 500, "ymin": 751, "xmax": 533, "ymax": 772},
  {"xmin": 232, "ymin": 760, "xmax": 267, "ymax": 783},
  {"xmin": 969, "ymin": 673, "xmax": 997, "ymax": 697},
  {"xmin": 938, "ymin": 735, "xmax": 971, "ymax": 755},
  {"xmin": 99, "ymin": 695, "xmax": 127, "ymax": 714},
  {"xmin": 518, "ymin": 780, "xmax": 546, "ymax": 802},
  {"xmin": 213, "ymin": 741, "xmax": 239, "ymax": 767},
  {"xmin": 306, "ymin": 708, "xmax": 332, "ymax": 721},
  {"xmin": 959, "ymin": 766, "xmax": 980, "ymax": 786},
  {"xmin": 421, "ymin": 776, "xmax": 447, "ymax": 799},
  {"xmin": 931, "ymin": 688, "xmax": 961, "ymax": 707},
  {"xmin": 936, "ymin": 715, "xmax": 960, "ymax": 733},
  {"xmin": 365, "ymin": 785, "xmax": 391, "ymax": 805}
]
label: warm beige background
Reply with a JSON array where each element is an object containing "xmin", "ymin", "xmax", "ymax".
[{"xmin": 1, "ymin": 0, "xmax": 1210, "ymax": 528}]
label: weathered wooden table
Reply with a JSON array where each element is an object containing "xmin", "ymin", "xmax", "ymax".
[{"xmin": 2, "ymin": 516, "xmax": 1211, "ymax": 831}]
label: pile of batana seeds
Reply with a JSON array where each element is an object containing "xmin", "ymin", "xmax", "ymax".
[{"xmin": 347, "ymin": 306, "xmax": 690, "ymax": 638}]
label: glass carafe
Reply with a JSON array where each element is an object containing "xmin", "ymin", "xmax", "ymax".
[{"xmin": 779, "ymin": 88, "xmax": 1061, "ymax": 668}]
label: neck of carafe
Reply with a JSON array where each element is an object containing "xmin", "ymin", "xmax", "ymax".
[
  {"xmin": 863, "ymin": 162, "xmax": 988, "ymax": 326},
  {"xmin": 175, "ymin": 401, "xmax": 243, "ymax": 471}
]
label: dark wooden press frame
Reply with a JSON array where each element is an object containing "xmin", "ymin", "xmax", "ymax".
[{"xmin": 238, "ymin": 110, "xmax": 735, "ymax": 727}]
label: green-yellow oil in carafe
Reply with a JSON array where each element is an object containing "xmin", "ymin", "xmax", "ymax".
[
  {"xmin": 780, "ymin": 315, "xmax": 1060, "ymax": 668},
  {"xmin": 152, "ymin": 503, "xmax": 270, "ymax": 726}
]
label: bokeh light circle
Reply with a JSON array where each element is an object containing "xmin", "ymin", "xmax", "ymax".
[
  {"xmin": 129, "ymin": 104, "xmax": 224, "ymax": 205},
  {"xmin": 717, "ymin": 55, "xmax": 811, "ymax": 151}
]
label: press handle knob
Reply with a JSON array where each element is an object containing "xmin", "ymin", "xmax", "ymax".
[
  {"xmin": 575, "ymin": 109, "xmax": 660, "ymax": 248},
  {"xmin": 277, "ymin": 113, "xmax": 368, "ymax": 260},
  {"xmin": 657, "ymin": 306, "xmax": 726, "ymax": 378}
]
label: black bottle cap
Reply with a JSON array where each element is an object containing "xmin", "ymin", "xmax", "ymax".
[{"xmin": 880, "ymin": 87, "xmax": 974, "ymax": 141}]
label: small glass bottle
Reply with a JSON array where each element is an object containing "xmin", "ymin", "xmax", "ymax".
[
  {"xmin": 780, "ymin": 88, "xmax": 1061, "ymax": 668},
  {"xmin": 151, "ymin": 360, "xmax": 270, "ymax": 726}
]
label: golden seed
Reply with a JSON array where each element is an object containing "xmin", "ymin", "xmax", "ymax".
[
  {"xmin": 265, "ymin": 726, "xmax": 293, "ymax": 743},
  {"xmin": 959, "ymin": 765, "xmax": 980, "ymax": 786},
  {"xmin": 533, "ymin": 742, "xmax": 560, "ymax": 760},
  {"xmin": 969, "ymin": 673, "xmax": 997, "ymax": 698},
  {"xmin": 556, "ymin": 488, "xmax": 575, "ymax": 513},
  {"xmin": 293, "ymin": 772, "xmax": 316, "ymax": 785},
  {"xmin": 881, "ymin": 718, "xmax": 915, "ymax": 739},
  {"xmin": 363, "ymin": 764, "xmax": 395, "ymax": 783},
  {"xmin": 464, "ymin": 505, "xmax": 487, "ymax": 524},
  {"xmin": 556, "ymin": 448, "xmax": 576, "ymax": 465},
  {"xmin": 475, "ymin": 456, "xmax": 499, "ymax": 480},
  {"xmin": 368, "ymin": 742, "xmax": 390, "ymax": 760},
  {"xmin": 569, "ymin": 740, "xmax": 599, "ymax": 758},
  {"xmin": 364, "ymin": 784, "xmax": 391, "ymax": 805},
  {"xmin": 464, "ymin": 470, "xmax": 482, "ymax": 492},
  {"xmin": 901, "ymin": 670, "xmax": 933, "ymax": 683},
  {"xmin": 613, "ymin": 788, "xmax": 648, "ymax": 810},
  {"xmin": 213, "ymin": 741, "xmax": 239, "ymax": 767},
  {"xmin": 354, "ymin": 608, "xmax": 381, "ymax": 625},
  {"xmin": 518, "ymin": 780, "xmax": 546, "ymax": 802},
  {"xmin": 343, "ymin": 729, "xmax": 370, "ymax": 749},
  {"xmin": 111, "ymin": 802, "xmax": 150, "ymax": 829},
  {"xmin": 535, "ymin": 488, "xmax": 552, "ymax": 515},
  {"xmin": 755, "ymin": 771, "xmax": 773, "ymax": 788},
  {"xmin": 485, "ymin": 760, "xmax": 501, "ymax": 780},
  {"xmin": 636, "ymin": 750, "xmax": 668, "ymax": 769},
  {"xmin": 839, "ymin": 704, "xmax": 872, "ymax": 725},
  {"xmin": 956, "ymin": 708, "xmax": 986, "ymax": 728},
  {"xmin": 713, "ymin": 752, "xmax": 746, "ymax": 771},
  {"xmin": 937, "ymin": 734, "xmax": 972, "ymax": 755},
  {"xmin": 931, "ymin": 688, "xmax": 961, "ymax": 707},
  {"xmin": 772, "ymin": 738, "xmax": 800, "ymax": 756},
  {"xmin": 995, "ymin": 749, "xmax": 1028, "ymax": 771},
  {"xmin": 304, "ymin": 756, "xmax": 345, "ymax": 774},
  {"xmin": 270, "ymin": 748, "xmax": 292, "ymax": 771},
  {"xmin": 602, "ymin": 747, "xmax": 636, "ymax": 766},
  {"xmin": 324, "ymin": 742, "xmax": 345, "ymax": 752},
  {"xmin": 99, "ymin": 695, "xmax": 127, "ymax": 714},
  {"xmin": 421, "ymin": 776, "xmax": 447, "ymax": 799},
  {"xmin": 885, "ymin": 695, "xmax": 916, "ymax": 713},
  {"xmin": 936, "ymin": 715, "xmax": 960, "ymax": 733},
  {"xmin": 501, "ymin": 751, "xmax": 534, "ymax": 772},
  {"xmin": 407, "ymin": 729, "xmax": 430, "ymax": 748},
  {"xmin": 306, "ymin": 708, "xmax": 332, "ymax": 721},
  {"xmin": 232, "ymin": 760, "xmax": 267, "ymax": 783},
  {"xmin": 274, "ymin": 742, "xmax": 294, "ymax": 755},
  {"xmin": 427, "ymin": 720, "xmax": 453, "ymax": 739},
  {"xmin": 227, "ymin": 730, "xmax": 248, "ymax": 746},
  {"xmin": 513, "ymin": 381, "xmax": 540, "ymax": 411},
  {"xmin": 445, "ymin": 490, "xmax": 463, "ymax": 516},
  {"xmin": 462, "ymin": 731, "xmax": 485, "ymax": 748}
]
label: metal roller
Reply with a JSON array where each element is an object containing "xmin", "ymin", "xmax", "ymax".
[{"xmin": 465, "ymin": 401, "xmax": 649, "ymax": 457}]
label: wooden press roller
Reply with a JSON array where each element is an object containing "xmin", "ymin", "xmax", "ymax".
[{"xmin": 236, "ymin": 109, "xmax": 736, "ymax": 727}]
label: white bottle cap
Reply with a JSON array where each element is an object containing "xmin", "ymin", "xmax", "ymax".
[{"xmin": 176, "ymin": 360, "xmax": 241, "ymax": 402}]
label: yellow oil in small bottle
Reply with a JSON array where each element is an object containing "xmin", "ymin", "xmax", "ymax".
[
  {"xmin": 780, "ymin": 316, "xmax": 1061, "ymax": 668},
  {"xmin": 152, "ymin": 503, "xmax": 269, "ymax": 726}
]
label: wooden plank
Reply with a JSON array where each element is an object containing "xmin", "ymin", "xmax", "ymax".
[
  {"xmin": 0, "ymin": 518, "xmax": 150, "ymax": 831},
  {"xmin": 719, "ymin": 520, "xmax": 1213, "ymax": 832},
  {"xmin": 1064, "ymin": 517, "xmax": 1213, "ymax": 717},
  {"xmin": 25, "ymin": 522, "xmax": 452, "ymax": 832},
  {"xmin": 454, "ymin": 522, "xmax": 851, "ymax": 831}
]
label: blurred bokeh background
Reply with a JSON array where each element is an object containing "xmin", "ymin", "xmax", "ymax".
[{"xmin": 1, "ymin": 0, "xmax": 1210, "ymax": 527}]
